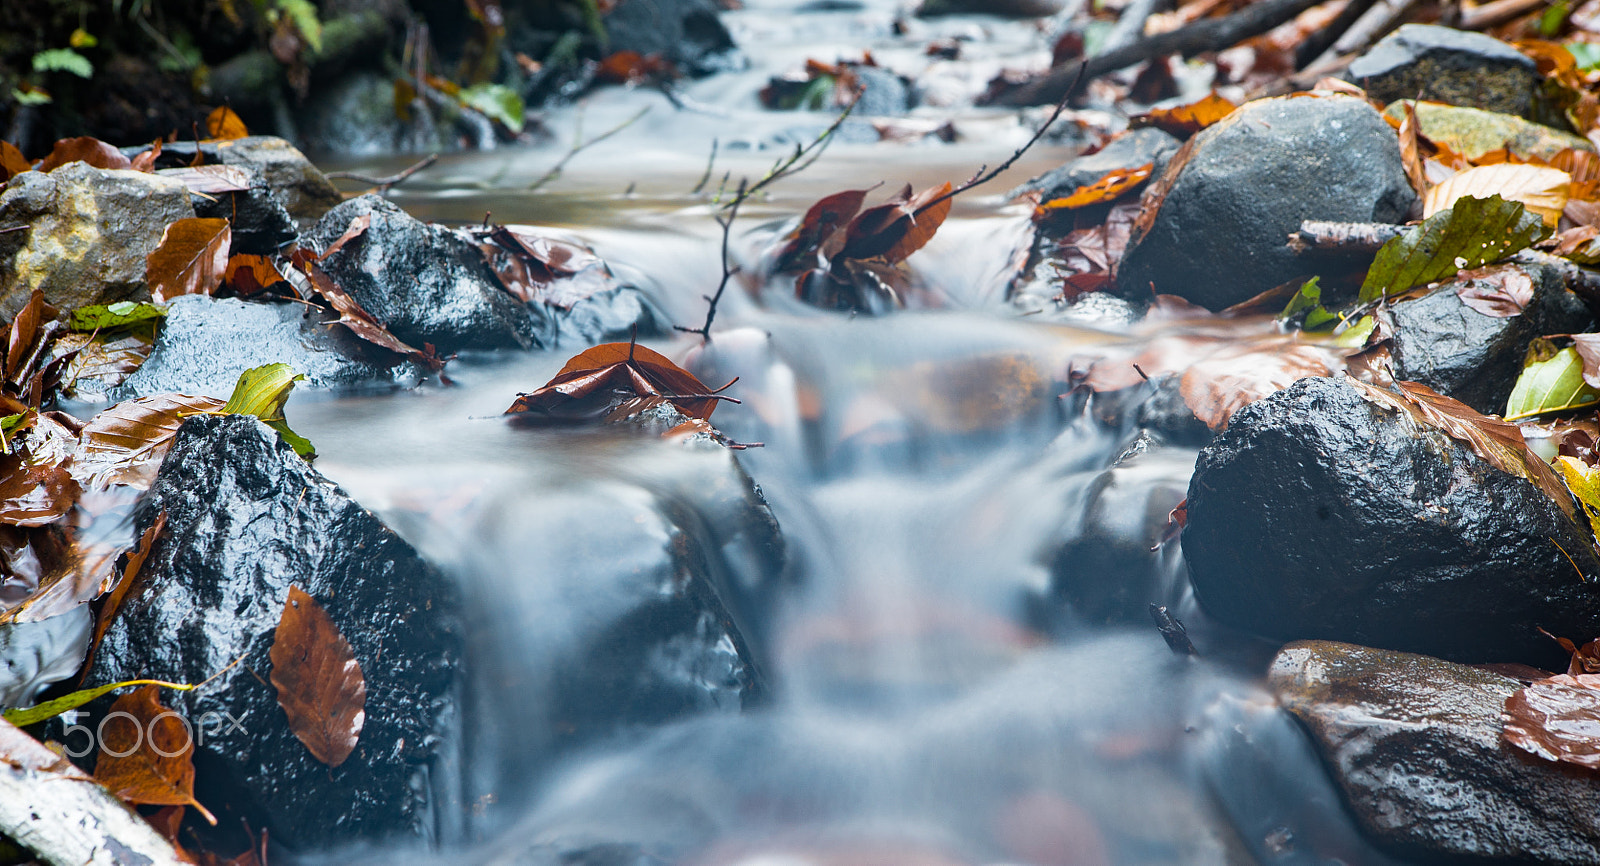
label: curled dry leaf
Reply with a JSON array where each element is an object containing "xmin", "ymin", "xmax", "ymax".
[
  {"xmin": 1423, "ymin": 164, "xmax": 1570, "ymax": 227},
  {"xmin": 303, "ymin": 262, "xmax": 442, "ymax": 373},
  {"xmin": 1398, "ymin": 100, "xmax": 1427, "ymax": 199},
  {"xmin": 318, "ymin": 213, "xmax": 372, "ymax": 260},
  {"xmin": 270, "ymin": 586, "xmax": 366, "ymax": 768},
  {"xmin": 1455, "ymin": 263, "xmax": 1534, "ymax": 317},
  {"xmin": 1348, "ymin": 377, "xmax": 1574, "ymax": 518},
  {"xmin": 507, "ymin": 341, "xmax": 727, "ymax": 422},
  {"xmin": 1035, "ymin": 164, "xmax": 1153, "ymax": 215},
  {"xmin": 206, "ymin": 106, "xmax": 250, "ymax": 141},
  {"xmin": 33, "ymin": 137, "xmax": 132, "ymax": 173},
  {"xmin": 94, "ymin": 685, "xmax": 216, "ymax": 823},
  {"xmin": 837, "ymin": 182, "xmax": 953, "ymax": 265},
  {"xmin": 147, "ymin": 218, "xmax": 232, "ymax": 303},
  {"xmin": 128, "ymin": 140, "xmax": 161, "ymax": 174},
  {"xmin": 223, "ymin": 254, "xmax": 290, "ymax": 297},
  {"xmin": 1128, "ymin": 92, "xmax": 1236, "ymax": 138},
  {"xmin": 773, "ymin": 188, "xmax": 871, "ymax": 273},
  {"xmin": 476, "ymin": 226, "xmax": 614, "ymax": 308},
  {"xmin": 1503, "ymin": 673, "xmax": 1600, "ymax": 769},
  {"xmin": 0, "ymin": 141, "xmax": 32, "ymax": 181}
]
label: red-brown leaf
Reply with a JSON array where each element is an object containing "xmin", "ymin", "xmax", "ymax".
[
  {"xmin": 1504, "ymin": 673, "xmax": 1600, "ymax": 769},
  {"xmin": 83, "ymin": 512, "xmax": 167, "ymax": 673},
  {"xmin": 1456, "ymin": 264, "xmax": 1534, "ymax": 317},
  {"xmin": 0, "ymin": 453, "xmax": 79, "ymax": 526},
  {"xmin": 270, "ymin": 585, "xmax": 366, "ymax": 768},
  {"xmin": 129, "ymin": 140, "xmax": 162, "ymax": 174},
  {"xmin": 34, "ymin": 137, "xmax": 133, "ymax": 173},
  {"xmin": 94, "ymin": 685, "xmax": 216, "ymax": 823},
  {"xmin": 304, "ymin": 262, "xmax": 443, "ymax": 370},
  {"xmin": 882, "ymin": 182, "xmax": 952, "ymax": 265},
  {"xmin": 0, "ymin": 141, "xmax": 31, "ymax": 180},
  {"xmin": 318, "ymin": 213, "xmax": 372, "ymax": 260},
  {"xmin": 506, "ymin": 341, "xmax": 722, "ymax": 421},
  {"xmin": 6, "ymin": 289, "xmax": 48, "ymax": 382},
  {"xmin": 837, "ymin": 183, "xmax": 951, "ymax": 264},
  {"xmin": 206, "ymin": 106, "xmax": 250, "ymax": 141},
  {"xmin": 74, "ymin": 394, "xmax": 228, "ymax": 491},
  {"xmin": 223, "ymin": 254, "xmax": 290, "ymax": 297},
  {"xmin": 774, "ymin": 188, "xmax": 871, "ymax": 272},
  {"xmin": 147, "ymin": 218, "xmax": 232, "ymax": 303}
]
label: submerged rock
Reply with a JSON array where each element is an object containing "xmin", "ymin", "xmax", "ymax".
[
  {"xmin": 116, "ymin": 295, "xmax": 424, "ymax": 400},
  {"xmin": 1270, "ymin": 640, "xmax": 1600, "ymax": 864},
  {"xmin": 0, "ymin": 162, "xmax": 195, "ymax": 319},
  {"xmin": 1115, "ymin": 94, "xmax": 1415, "ymax": 310},
  {"xmin": 1012, "ymin": 127, "xmax": 1180, "ymax": 205},
  {"xmin": 1387, "ymin": 258, "xmax": 1593, "ymax": 415},
  {"xmin": 1346, "ymin": 24, "xmax": 1542, "ymax": 120},
  {"xmin": 305, "ymin": 195, "xmax": 540, "ymax": 353},
  {"xmin": 86, "ymin": 415, "xmax": 464, "ymax": 850},
  {"xmin": 1183, "ymin": 376, "xmax": 1600, "ymax": 667}
]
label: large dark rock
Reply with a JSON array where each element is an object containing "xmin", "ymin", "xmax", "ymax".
[
  {"xmin": 603, "ymin": 0, "xmax": 738, "ymax": 76},
  {"xmin": 1011, "ymin": 127, "xmax": 1180, "ymax": 205},
  {"xmin": 305, "ymin": 195, "xmax": 541, "ymax": 353},
  {"xmin": 1183, "ymin": 375, "xmax": 1600, "ymax": 667},
  {"xmin": 116, "ymin": 295, "xmax": 424, "ymax": 400},
  {"xmin": 1346, "ymin": 24, "xmax": 1543, "ymax": 120},
  {"xmin": 1116, "ymin": 94, "xmax": 1415, "ymax": 310},
  {"xmin": 0, "ymin": 162, "xmax": 195, "ymax": 319},
  {"xmin": 180, "ymin": 175, "xmax": 299, "ymax": 255},
  {"xmin": 1387, "ymin": 258, "xmax": 1594, "ymax": 415},
  {"xmin": 85, "ymin": 415, "xmax": 464, "ymax": 850},
  {"xmin": 1270, "ymin": 640, "xmax": 1600, "ymax": 864}
]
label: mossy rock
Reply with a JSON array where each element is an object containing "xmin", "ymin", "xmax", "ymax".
[{"xmin": 1384, "ymin": 100, "xmax": 1592, "ymax": 161}]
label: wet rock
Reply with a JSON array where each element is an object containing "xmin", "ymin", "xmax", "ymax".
[
  {"xmin": 299, "ymin": 72, "xmax": 452, "ymax": 157},
  {"xmin": 1270, "ymin": 640, "xmax": 1600, "ymax": 864},
  {"xmin": 1116, "ymin": 94, "xmax": 1415, "ymax": 310},
  {"xmin": 1049, "ymin": 440, "xmax": 1194, "ymax": 624},
  {"xmin": 183, "ymin": 177, "xmax": 300, "ymax": 256},
  {"xmin": 916, "ymin": 0, "xmax": 1065, "ymax": 17},
  {"xmin": 1183, "ymin": 375, "xmax": 1600, "ymax": 667},
  {"xmin": 1346, "ymin": 24, "xmax": 1542, "ymax": 120},
  {"xmin": 305, "ymin": 195, "xmax": 540, "ymax": 353},
  {"xmin": 851, "ymin": 65, "xmax": 917, "ymax": 116},
  {"xmin": 116, "ymin": 295, "xmax": 424, "ymax": 400},
  {"xmin": 0, "ymin": 608, "xmax": 89, "ymax": 708},
  {"xmin": 603, "ymin": 0, "xmax": 739, "ymax": 76},
  {"xmin": 1384, "ymin": 100, "xmax": 1592, "ymax": 162},
  {"xmin": 135, "ymin": 136, "xmax": 346, "ymax": 231},
  {"xmin": 1387, "ymin": 258, "xmax": 1593, "ymax": 416},
  {"xmin": 0, "ymin": 162, "xmax": 195, "ymax": 319},
  {"xmin": 1011, "ymin": 127, "xmax": 1180, "ymax": 205},
  {"xmin": 85, "ymin": 415, "xmax": 464, "ymax": 850}
]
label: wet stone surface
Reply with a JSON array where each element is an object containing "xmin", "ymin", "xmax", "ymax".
[
  {"xmin": 1346, "ymin": 24, "xmax": 1543, "ymax": 120},
  {"xmin": 84, "ymin": 415, "xmax": 465, "ymax": 851},
  {"xmin": 131, "ymin": 136, "xmax": 346, "ymax": 231},
  {"xmin": 1183, "ymin": 375, "xmax": 1600, "ymax": 668},
  {"xmin": 1012, "ymin": 126, "xmax": 1180, "ymax": 207},
  {"xmin": 1270, "ymin": 640, "xmax": 1600, "ymax": 865},
  {"xmin": 1115, "ymin": 94, "xmax": 1415, "ymax": 310}
]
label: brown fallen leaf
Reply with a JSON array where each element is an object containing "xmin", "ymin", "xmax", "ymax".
[
  {"xmin": 270, "ymin": 586, "xmax": 366, "ymax": 768},
  {"xmin": 147, "ymin": 218, "xmax": 232, "ymax": 303},
  {"xmin": 773, "ymin": 188, "xmax": 872, "ymax": 273},
  {"xmin": 317, "ymin": 213, "xmax": 372, "ymax": 260},
  {"xmin": 94, "ymin": 686, "xmax": 216, "ymax": 824},
  {"xmin": 506, "ymin": 341, "xmax": 729, "ymax": 421},
  {"xmin": 835, "ymin": 182, "xmax": 953, "ymax": 265},
  {"xmin": 223, "ymin": 254, "xmax": 291, "ymax": 297},
  {"xmin": 1455, "ymin": 263, "xmax": 1534, "ymax": 318},
  {"xmin": 6, "ymin": 289, "xmax": 51, "ymax": 385},
  {"xmin": 302, "ymin": 262, "xmax": 443, "ymax": 371},
  {"xmin": 1178, "ymin": 341, "xmax": 1333, "ymax": 430},
  {"xmin": 0, "ymin": 141, "xmax": 31, "ymax": 181},
  {"xmin": 129, "ymin": 139, "xmax": 162, "ymax": 174},
  {"xmin": 34, "ymin": 137, "xmax": 132, "ymax": 173},
  {"xmin": 1424, "ymin": 163, "xmax": 1570, "ymax": 226},
  {"xmin": 73, "ymin": 394, "xmax": 229, "ymax": 491},
  {"xmin": 1129, "ymin": 92, "xmax": 1236, "ymax": 138},
  {"xmin": 1398, "ymin": 100, "xmax": 1427, "ymax": 200},
  {"xmin": 1503, "ymin": 673, "xmax": 1600, "ymax": 769},
  {"xmin": 1035, "ymin": 164, "xmax": 1153, "ymax": 215},
  {"xmin": 82, "ymin": 512, "xmax": 167, "ymax": 673},
  {"xmin": 0, "ymin": 454, "xmax": 79, "ymax": 526},
  {"xmin": 206, "ymin": 106, "xmax": 250, "ymax": 141}
]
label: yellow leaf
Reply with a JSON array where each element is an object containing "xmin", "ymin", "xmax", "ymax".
[{"xmin": 1424, "ymin": 163, "xmax": 1570, "ymax": 227}]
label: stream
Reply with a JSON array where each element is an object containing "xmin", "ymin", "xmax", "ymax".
[{"xmin": 262, "ymin": 2, "xmax": 1395, "ymax": 863}]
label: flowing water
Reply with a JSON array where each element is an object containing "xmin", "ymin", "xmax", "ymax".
[{"xmin": 280, "ymin": 3, "xmax": 1407, "ymax": 863}]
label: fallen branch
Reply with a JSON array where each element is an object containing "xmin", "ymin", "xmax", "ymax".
[
  {"xmin": 1294, "ymin": 0, "xmax": 1378, "ymax": 69},
  {"xmin": 988, "ymin": 0, "xmax": 1327, "ymax": 106},
  {"xmin": 1287, "ymin": 220, "xmax": 1405, "ymax": 255},
  {"xmin": 1306, "ymin": 0, "xmax": 1418, "ymax": 72},
  {"xmin": 1100, "ymin": 0, "xmax": 1170, "ymax": 57},
  {"xmin": 527, "ymin": 106, "xmax": 651, "ymax": 192},
  {"xmin": 326, "ymin": 153, "xmax": 439, "ymax": 192},
  {"xmin": 1458, "ymin": 0, "xmax": 1545, "ymax": 30},
  {"xmin": 675, "ymin": 178, "xmax": 747, "ymax": 340}
]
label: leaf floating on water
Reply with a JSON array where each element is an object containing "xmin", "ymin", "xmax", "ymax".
[
  {"xmin": 206, "ymin": 106, "xmax": 249, "ymax": 141},
  {"xmin": 94, "ymin": 685, "xmax": 216, "ymax": 823},
  {"xmin": 1504, "ymin": 673, "xmax": 1600, "ymax": 769},
  {"xmin": 69, "ymin": 301, "xmax": 167, "ymax": 332},
  {"xmin": 1359, "ymin": 195, "xmax": 1549, "ymax": 303},
  {"xmin": 1506, "ymin": 345, "xmax": 1600, "ymax": 421},
  {"xmin": 506, "ymin": 341, "xmax": 727, "ymax": 422},
  {"xmin": 146, "ymin": 218, "xmax": 232, "ymax": 303},
  {"xmin": 1455, "ymin": 264, "xmax": 1534, "ymax": 318},
  {"xmin": 2, "ymin": 674, "xmax": 190, "ymax": 727},
  {"xmin": 1349, "ymin": 377, "xmax": 1574, "ymax": 517},
  {"xmin": 223, "ymin": 363, "xmax": 315, "ymax": 458},
  {"xmin": 270, "ymin": 585, "xmax": 366, "ymax": 768},
  {"xmin": 1424, "ymin": 163, "xmax": 1570, "ymax": 226}
]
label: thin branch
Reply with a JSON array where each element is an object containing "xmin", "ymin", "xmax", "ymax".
[
  {"xmin": 0, "ymin": 225, "xmax": 28, "ymax": 236},
  {"xmin": 676, "ymin": 178, "xmax": 747, "ymax": 341},
  {"xmin": 724, "ymin": 87, "xmax": 864, "ymax": 211},
  {"xmin": 526, "ymin": 106, "xmax": 651, "ymax": 192},
  {"xmin": 326, "ymin": 153, "xmax": 439, "ymax": 192},
  {"xmin": 691, "ymin": 138, "xmax": 719, "ymax": 195},
  {"xmin": 913, "ymin": 62, "xmax": 1086, "ymax": 217}
]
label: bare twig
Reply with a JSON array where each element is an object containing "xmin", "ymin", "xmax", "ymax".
[
  {"xmin": 326, "ymin": 153, "xmax": 439, "ymax": 192},
  {"xmin": 527, "ymin": 106, "xmax": 651, "ymax": 192},
  {"xmin": 676, "ymin": 178, "xmax": 747, "ymax": 341},
  {"xmin": 1149, "ymin": 604, "xmax": 1198, "ymax": 657},
  {"xmin": 1287, "ymin": 220, "xmax": 1405, "ymax": 255},
  {"xmin": 1307, "ymin": 0, "xmax": 1417, "ymax": 71},
  {"xmin": 914, "ymin": 63, "xmax": 1086, "ymax": 218},
  {"xmin": 691, "ymin": 138, "xmax": 719, "ymax": 195},
  {"xmin": 0, "ymin": 225, "xmax": 27, "ymax": 236},
  {"xmin": 1294, "ymin": 0, "xmax": 1378, "ymax": 69},
  {"xmin": 1457, "ymin": 0, "xmax": 1544, "ymax": 30}
]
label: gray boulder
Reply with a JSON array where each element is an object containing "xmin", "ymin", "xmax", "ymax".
[
  {"xmin": 1183, "ymin": 375, "xmax": 1600, "ymax": 667},
  {"xmin": 1116, "ymin": 94, "xmax": 1415, "ymax": 309},
  {"xmin": 1271, "ymin": 640, "xmax": 1600, "ymax": 864},
  {"xmin": 1346, "ymin": 24, "xmax": 1542, "ymax": 120},
  {"xmin": 0, "ymin": 162, "xmax": 195, "ymax": 319}
]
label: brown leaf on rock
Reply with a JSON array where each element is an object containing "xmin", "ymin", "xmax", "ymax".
[
  {"xmin": 1129, "ymin": 93, "xmax": 1236, "ymax": 138},
  {"xmin": 0, "ymin": 454, "xmax": 79, "ymax": 526},
  {"xmin": 1131, "ymin": 135, "xmax": 1198, "ymax": 246},
  {"xmin": 83, "ymin": 512, "xmax": 167, "ymax": 672},
  {"xmin": 206, "ymin": 106, "xmax": 249, "ymax": 141},
  {"xmin": 477, "ymin": 226, "xmax": 614, "ymax": 308},
  {"xmin": 774, "ymin": 188, "xmax": 871, "ymax": 273},
  {"xmin": 147, "ymin": 218, "xmax": 232, "ymax": 303},
  {"xmin": 6, "ymin": 289, "xmax": 50, "ymax": 383},
  {"xmin": 223, "ymin": 254, "xmax": 291, "ymax": 297},
  {"xmin": 1348, "ymin": 377, "xmax": 1574, "ymax": 518},
  {"xmin": 1504, "ymin": 672, "xmax": 1600, "ymax": 769},
  {"xmin": 73, "ymin": 394, "xmax": 228, "ymax": 491},
  {"xmin": 1178, "ymin": 342, "xmax": 1333, "ymax": 430},
  {"xmin": 318, "ymin": 213, "xmax": 372, "ymax": 260},
  {"xmin": 34, "ymin": 137, "xmax": 132, "ymax": 173},
  {"xmin": 129, "ymin": 140, "xmax": 162, "ymax": 173},
  {"xmin": 507, "ymin": 341, "xmax": 727, "ymax": 421},
  {"xmin": 1035, "ymin": 164, "xmax": 1153, "ymax": 215},
  {"xmin": 303, "ymin": 263, "xmax": 444, "ymax": 371},
  {"xmin": 0, "ymin": 142, "xmax": 31, "ymax": 180},
  {"xmin": 94, "ymin": 685, "xmax": 216, "ymax": 823},
  {"xmin": 596, "ymin": 50, "xmax": 677, "ymax": 84},
  {"xmin": 270, "ymin": 586, "xmax": 366, "ymax": 768},
  {"xmin": 1455, "ymin": 264, "xmax": 1534, "ymax": 317}
]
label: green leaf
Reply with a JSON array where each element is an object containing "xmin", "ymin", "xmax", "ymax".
[
  {"xmin": 459, "ymin": 83, "xmax": 526, "ymax": 134},
  {"xmin": 1571, "ymin": 41, "xmax": 1600, "ymax": 71},
  {"xmin": 70, "ymin": 301, "xmax": 167, "ymax": 332},
  {"xmin": 3, "ymin": 678, "xmax": 192, "ymax": 727},
  {"xmin": 277, "ymin": 0, "xmax": 323, "ymax": 54},
  {"xmin": 1281, "ymin": 276, "xmax": 1322, "ymax": 317},
  {"xmin": 0, "ymin": 412, "xmax": 30, "ymax": 454},
  {"xmin": 1359, "ymin": 195, "xmax": 1549, "ymax": 303},
  {"xmin": 1507, "ymin": 346, "xmax": 1600, "ymax": 420},
  {"xmin": 32, "ymin": 48, "xmax": 92, "ymax": 78},
  {"xmin": 223, "ymin": 363, "xmax": 316, "ymax": 457},
  {"xmin": 1332, "ymin": 314, "xmax": 1376, "ymax": 347},
  {"xmin": 10, "ymin": 88, "xmax": 51, "ymax": 106},
  {"xmin": 69, "ymin": 29, "xmax": 97, "ymax": 49}
]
